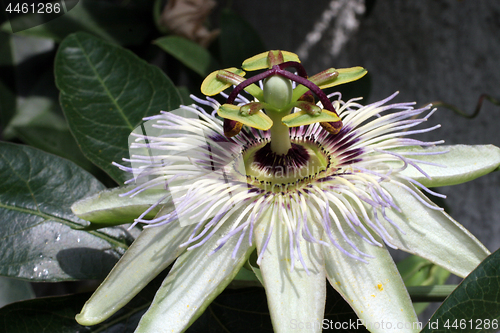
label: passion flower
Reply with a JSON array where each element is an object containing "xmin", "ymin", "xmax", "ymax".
[{"xmin": 73, "ymin": 51, "xmax": 498, "ymax": 333}]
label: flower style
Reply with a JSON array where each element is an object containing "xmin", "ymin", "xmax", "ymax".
[{"xmin": 73, "ymin": 51, "xmax": 500, "ymax": 333}]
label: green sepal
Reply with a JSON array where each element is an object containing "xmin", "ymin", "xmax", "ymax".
[
  {"xmin": 71, "ymin": 186, "xmax": 168, "ymax": 226},
  {"xmin": 201, "ymin": 67, "xmax": 245, "ymax": 96},
  {"xmin": 292, "ymin": 66, "xmax": 368, "ymax": 101},
  {"xmin": 218, "ymin": 104, "xmax": 273, "ymax": 130},
  {"xmin": 282, "ymin": 109, "xmax": 340, "ymax": 127},
  {"xmin": 242, "ymin": 50, "xmax": 300, "ymax": 71}
]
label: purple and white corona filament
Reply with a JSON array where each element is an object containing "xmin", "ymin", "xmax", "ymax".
[{"xmin": 115, "ymin": 89, "xmax": 443, "ymax": 268}]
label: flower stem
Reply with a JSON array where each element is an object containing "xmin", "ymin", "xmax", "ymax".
[{"xmin": 407, "ymin": 285, "xmax": 457, "ymax": 302}]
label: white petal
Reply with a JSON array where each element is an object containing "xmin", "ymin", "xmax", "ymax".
[
  {"xmin": 254, "ymin": 209, "xmax": 326, "ymax": 333},
  {"xmin": 396, "ymin": 145, "xmax": 500, "ymax": 187},
  {"xmin": 323, "ymin": 231, "xmax": 419, "ymax": 333},
  {"xmin": 135, "ymin": 218, "xmax": 254, "ymax": 333},
  {"xmin": 76, "ymin": 211, "xmax": 194, "ymax": 325},
  {"xmin": 381, "ymin": 180, "xmax": 490, "ymax": 277}
]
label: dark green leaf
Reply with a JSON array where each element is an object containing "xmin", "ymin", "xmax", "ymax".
[
  {"xmin": 0, "ymin": 31, "xmax": 16, "ymax": 128},
  {"xmin": 1, "ymin": 1, "xmax": 153, "ymax": 46},
  {"xmin": 0, "ymin": 271, "xmax": 165, "ymax": 333},
  {"xmin": 154, "ymin": 36, "xmax": 220, "ymax": 77},
  {"xmin": 0, "ymin": 142, "xmax": 133, "ymax": 281},
  {"xmin": 0, "ymin": 277, "xmax": 34, "ymax": 308},
  {"xmin": 188, "ymin": 287, "xmax": 272, "ymax": 333},
  {"xmin": 218, "ymin": 8, "xmax": 266, "ymax": 68},
  {"xmin": 55, "ymin": 32, "xmax": 182, "ymax": 184},
  {"xmin": 188, "ymin": 284, "xmax": 368, "ymax": 333},
  {"xmin": 2, "ymin": 34, "xmax": 63, "ymax": 140},
  {"xmin": 13, "ymin": 124, "xmax": 96, "ymax": 172},
  {"xmin": 178, "ymin": 86, "xmax": 194, "ymax": 105},
  {"xmin": 324, "ymin": 286, "xmax": 370, "ymax": 333},
  {"xmin": 0, "ymin": 293, "xmax": 112, "ymax": 333},
  {"xmin": 0, "ymin": 277, "xmax": 369, "ymax": 332},
  {"xmin": 0, "ymin": 288, "xmax": 150, "ymax": 333},
  {"xmin": 421, "ymin": 247, "xmax": 500, "ymax": 333},
  {"xmin": 5, "ymin": 70, "xmax": 95, "ymax": 172},
  {"xmin": 153, "ymin": 0, "xmax": 163, "ymax": 32}
]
